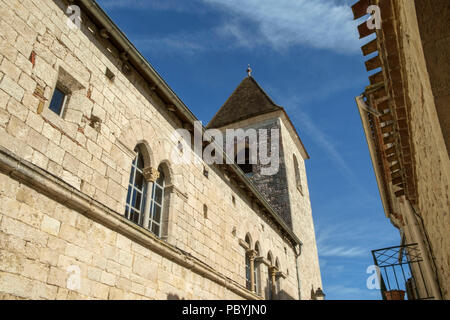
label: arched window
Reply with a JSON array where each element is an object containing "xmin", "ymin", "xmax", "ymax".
[
  {"xmin": 147, "ymin": 167, "xmax": 165, "ymax": 237},
  {"xmin": 245, "ymin": 234, "xmax": 252, "ymax": 290},
  {"xmin": 125, "ymin": 145, "xmax": 166, "ymax": 238},
  {"xmin": 275, "ymin": 258, "xmax": 281, "ymax": 298},
  {"xmin": 267, "ymin": 252, "xmax": 274, "ymax": 300},
  {"xmin": 125, "ymin": 146, "xmax": 147, "ymax": 225},
  {"xmin": 245, "ymin": 233, "xmax": 252, "ymax": 248},
  {"xmin": 267, "ymin": 252, "xmax": 273, "ymax": 267},
  {"xmin": 254, "ymin": 242, "xmax": 261, "ymax": 295},
  {"xmin": 245, "ymin": 251, "xmax": 252, "ymax": 290},
  {"xmin": 293, "ymin": 154, "xmax": 303, "ymax": 194}
]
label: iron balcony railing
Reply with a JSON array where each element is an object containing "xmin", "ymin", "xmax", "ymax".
[{"xmin": 372, "ymin": 243, "xmax": 434, "ymax": 300}]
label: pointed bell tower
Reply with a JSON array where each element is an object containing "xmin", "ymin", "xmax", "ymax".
[
  {"xmin": 208, "ymin": 73, "xmax": 299, "ymax": 228},
  {"xmin": 208, "ymin": 72, "xmax": 323, "ymax": 298}
]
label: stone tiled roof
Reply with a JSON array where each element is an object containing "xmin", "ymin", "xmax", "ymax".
[{"xmin": 207, "ymin": 76, "xmax": 281, "ymax": 128}]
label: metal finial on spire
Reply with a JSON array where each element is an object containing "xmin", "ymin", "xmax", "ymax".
[{"xmin": 247, "ymin": 64, "xmax": 252, "ymax": 77}]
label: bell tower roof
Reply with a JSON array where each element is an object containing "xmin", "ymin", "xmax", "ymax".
[{"xmin": 207, "ymin": 76, "xmax": 282, "ymax": 129}]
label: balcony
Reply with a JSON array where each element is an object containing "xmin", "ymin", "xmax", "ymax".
[{"xmin": 371, "ymin": 243, "xmax": 434, "ymax": 300}]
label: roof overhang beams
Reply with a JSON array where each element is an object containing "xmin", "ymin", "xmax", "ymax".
[
  {"xmin": 352, "ymin": 0, "xmax": 417, "ymax": 208},
  {"xmin": 355, "ymin": 96, "xmax": 391, "ymax": 219}
]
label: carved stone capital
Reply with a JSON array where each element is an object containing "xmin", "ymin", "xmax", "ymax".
[
  {"xmin": 143, "ymin": 166, "xmax": 160, "ymax": 182},
  {"xmin": 269, "ymin": 266, "xmax": 278, "ymax": 276},
  {"xmin": 247, "ymin": 249, "xmax": 257, "ymax": 260}
]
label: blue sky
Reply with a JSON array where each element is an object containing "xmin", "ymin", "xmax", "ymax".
[{"xmin": 97, "ymin": 0, "xmax": 400, "ymax": 300}]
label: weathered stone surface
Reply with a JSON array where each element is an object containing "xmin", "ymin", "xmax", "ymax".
[
  {"xmin": 356, "ymin": 0, "xmax": 449, "ymax": 300},
  {"xmin": 0, "ymin": 0, "xmax": 323, "ymax": 301},
  {"xmin": 41, "ymin": 216, "xmax": 61, "ymax": 237},
  {"xmin": 0, "ymin": 76, "xmax": 24, "ymax": 102},
  {"xmin": 395, "ymin": 0, "xmax": 450, "ymax": 299}
]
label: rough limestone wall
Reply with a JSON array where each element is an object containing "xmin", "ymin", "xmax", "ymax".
[
  {"xmin": 279, "ymin": 119, "xmax": 322, "ymax": 299},
  {"xmin": 0, "ymin": 172, "xmax": 244, "ymax": 300},
  {"xmin": 397, "ymin": 0, "xmax": 450, "ymax": 299},
  {"xmin": 216, "ymin": 112, "xmax": 323, "ymax": 300},
  {"xmin": 396, "ymin": 198, "xmax": 432, "ymax": 299},
  {"xmin": 217, "ymin": 114, "xmax": 308, "ymax": 299},
  {"xmin": 414, "ymin": 0, "xmax": 450, "ymax": 154},
  {"xmin": 244, "ymin": 118, "xmax": 293, "ymax": 228},
  {"xmin": 0, "ymin": 0, "xmax": 300, "ymax": 299}
]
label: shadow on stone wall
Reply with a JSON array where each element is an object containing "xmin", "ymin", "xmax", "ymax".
[
  {"xmin": 167, "ymin": 293, "xmax": 185, "ymax": 300},
  {"xmin": 166, "ymin": 289, "xmax": 296, "ymax": 300},
  {"xmin": 277, "ymin": 290, "xmax": 296, "ymax": 300}
]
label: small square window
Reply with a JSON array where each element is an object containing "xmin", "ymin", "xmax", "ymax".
[{"xmin": 49, "ymin": 87, "xmax": 68, "ymax": 116}]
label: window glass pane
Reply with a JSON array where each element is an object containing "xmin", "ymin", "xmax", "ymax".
[
  {"xmin": 152, "ymin": 204, "xmax": 162, "ymax": 224},
  {"xmin": 131, "ymin": 189, "xmax": 137, "ymax": 208},
  {"xmin": 134, "ymin": 172, "xmax": 144, "ymax": 190},
  {"xmin": 154, "ymin": 185, "xmax": 163, "ymax": 205},
  {"xmin": 151, "ymin": 223, "xmax": 160, "ymax": 236},
  {"xmin": 245, "ymin": 254, "xmax": 251, "ymax": 290},
  {"xmin": 49, "ymin": 88, "xmax": 66, "ymax": 115},
  {"xmin": 126, "ymin": 187, "xmax": 131, "ymax": 204},
  {"xmin": 129, "ymin": 209, "xmax": 134, "ymax": 222},
  {"xmin": 134, "ymin": 191, "xmax": 142, "ymax": 211},
  {"xmin": 125, "ymin": 148, "xmax": 150, "ymax": 228},
  {"xmin": 130, "ymin": 209, "xmax": 139, "ymax": 224}
]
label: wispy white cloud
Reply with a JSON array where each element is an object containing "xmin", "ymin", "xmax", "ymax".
[
  {"xmin": 283, "ymin": 101, "xmax": 371, "ymax": 196},
  {"xmin": 215, "ymin": 19, "xmax": 256, "ymax": 49},
  {"xmin": 202, "ymin": 0, "xmax": 361, "ymax": 53},
  {"xmin": 319, "ymin": 245, "xmax": 367, "ymax": 258},
  {"xmin": 314, "ymin": 210, "xmax": 396, "ymax": 260},
  {"xmin": 316, "ymin": 225, "xmax": 367, "ymax": 257},
  {"xmin": 99, "ymin": 0, "xmax": 363, "ymax": 55}
]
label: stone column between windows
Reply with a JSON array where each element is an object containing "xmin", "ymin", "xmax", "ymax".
[
  {"xmin": 270, "ymin": 266, "xmax": 278, "ymax": 299},
  {"xmin": 142, "ymin": 167, "xmax": 160, "ymax": 229},
  {"xmin": 254, "ymin": 256, "xmax": 264, "ymax": 295},
  {"xmin": 248, "ymin": 250, "xmax": 257, "ymax": 292}
]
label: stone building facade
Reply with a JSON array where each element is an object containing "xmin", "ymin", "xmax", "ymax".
[
  {"xmin": 0, "ymin": 0, "xmax": 323, "ymax": 300},
  {"xmin": 353, "ymin": 0, "xmax": 449, "ymax": 299}
]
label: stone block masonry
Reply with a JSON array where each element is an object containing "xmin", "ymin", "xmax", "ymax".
[{"xmin": 0, "ymin": 0, "xmax": 322, "ymax": 299}]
